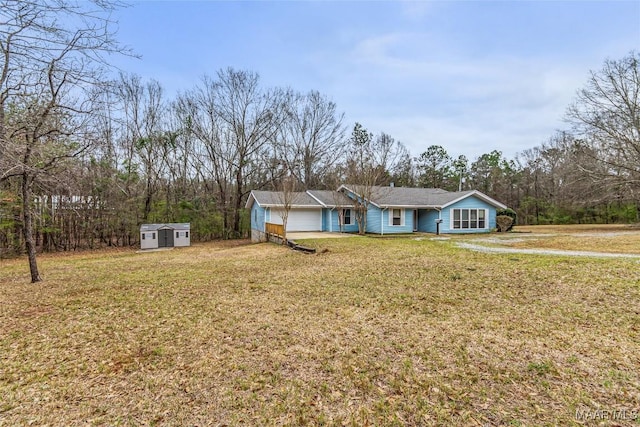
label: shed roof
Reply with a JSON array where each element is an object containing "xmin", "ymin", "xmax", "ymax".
[{"xmin": 140, "ymin": 223, "xmax": 191, "ymax": 231}]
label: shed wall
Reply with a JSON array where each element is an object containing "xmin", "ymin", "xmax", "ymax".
[
  {"xmin": 173, "ymin": 230, "xmax": 190, "ymax": 247},
  {"xmin": 140, "ymin": 231, "xmax": 159, "ymax": 249},
  {"xmin": 139, "ymin": 223, "xmax": 191, "ymax": 249}
]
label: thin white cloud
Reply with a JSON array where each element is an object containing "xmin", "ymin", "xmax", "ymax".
[
  {"xmin": 111, "ymin": 0, "xmax": 639, "ymax": 162},
  {"xmin": 320, "ymin": 30, "xmax": 599, "ymax": 159},
  {"xmin": 397, "ymin": 0, "xmax": 438, "ymax": 21}
]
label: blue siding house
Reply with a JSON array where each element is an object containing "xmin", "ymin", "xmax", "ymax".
[{"xmin": 246, "ymin": 185, "xmax": 507, "ymax": 241}]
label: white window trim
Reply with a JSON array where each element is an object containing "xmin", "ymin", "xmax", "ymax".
[
  {"xmin": 450, "ymin": 208, "xmax": 488, "ymax": 230},
  {"xmin": 341, "ymin": 208, "xmax": 352, "ymax": 226},
  {"xmin": 389, "ymin": 208, "xmax": 405, "ymax": 227}
]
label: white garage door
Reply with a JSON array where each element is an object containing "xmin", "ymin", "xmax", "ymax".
[{"xmin": 270, "ymin": 208, "xmax": 322, "ymax": 231}]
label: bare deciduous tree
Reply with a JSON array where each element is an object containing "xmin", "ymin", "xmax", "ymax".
[
  {"xmin": 214, "ymin": 68, "xmax": 289, "ymax": 237},
  {"xmin": 0, "ymin": 0, "xmax": 131, "ymax": 282},
  {"xmin": 276, "ymin": 173, "xmax": 298, "ymax": 242},
  {"xmin": 344, "ymin": 123, "xmax": 406, "ymax": 234},
  {"xmin": 116, "ymin": 74, "xmax": 172, "ymax": 222},
  {"xmin": 566, "ymin": 51, "xmax": 640, "ymax": 200},
  {"xmin": 278, "ymin": 90, "xmax": 345, "ymax": 189}
]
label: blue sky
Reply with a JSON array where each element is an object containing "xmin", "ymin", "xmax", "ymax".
[{"xmin": 111, "ymin": 1, "xmax": 640, "ymax": 160}]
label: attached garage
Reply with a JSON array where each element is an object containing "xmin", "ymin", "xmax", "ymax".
[
  {"xmin": 140, "ymin": 223, "xmax": 191, "ymax": 250},
  {"xmin": 269, "ymin": 208, "xmax": 322, "ymax": 232},
  {"xmin": 246, "ymin": 191, "xmax": 328, "ymax": 241}
]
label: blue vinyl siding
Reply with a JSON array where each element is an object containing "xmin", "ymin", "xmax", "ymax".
[
  {"xmin": 365, "ymin": 205, "xmax": 383, "ymax": 234},
  {"xmin": 322, "ymin": 209, "xmax": 330, "ymax": 231},
  {"xmin": 442, "ymin": 196, "xmax": 496, "ymax": 233},
  {"xmin": 329, "ymin": 208, "xmax": 359, "ymax": 233},
  {"xmin": 364, "ymin": 206, "xmax": 414, "ymax": 234},
  {"xmin": 380, "ymin": 208, "xmax": 413, "ymax": 234},
  {"xmin": 321, "ymin": 208, "xmax": 360, "ymax": 232},
  {"xmin": 251, "ymin": 204, "xmax": 266, "ymax": 231},
  {"xmin": 338, "ymin": 191, "xmax": 368, "ymax": 233},
  {"xmin": 251, "ymin": 188, "xmax": 503, "ymax": 236},
  {"xmin": 417, "ymin": 209, "xmax": 441, "ymax": 233}
]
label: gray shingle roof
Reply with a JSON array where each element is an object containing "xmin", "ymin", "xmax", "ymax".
[
  {"xmin": 369, "ymin": 186, "xmax": 474, "ymax": 207},
  {"xmin": 248, "ymin": 186, "xmax": 506, "ymax": 210},
  {"xmin": 342, "ymin": 185, "xmax": 505, "ymax": 208},
  {"xmin": 250, "ymin": 190, "xmax": 321, "ymax": 207},
  {"xmin": 307, "ymin": 190, "xmax": 353, "ymax": 207}
]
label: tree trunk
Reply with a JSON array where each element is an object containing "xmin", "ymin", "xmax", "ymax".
[
  {"xmin": 21, "ymin": 174, "xmax": 42, "ymax": 283},
  {"xmin": 144, "ymin": 175, "xmax": 153, "ymax": 221},
  {"xmin": 233, "ymin": 169, "xmax": 243, "ymax": 237}
]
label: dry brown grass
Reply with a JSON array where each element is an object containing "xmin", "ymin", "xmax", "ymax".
[
  {"xmin": 513, "ymin": 223, "xmax": 638, "ymax": 234},
  {"xmin": 1, "ymin": 236, "xmax": 639, "ymax": 426},
  {"xmin": 508, "ymin": 224, "xmax": 640, "ymax": 254}
]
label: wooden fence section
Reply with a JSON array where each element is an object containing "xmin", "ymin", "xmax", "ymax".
[{"xmin": 265, "ymin": 222, "xmax": 284, "ymax": 237}]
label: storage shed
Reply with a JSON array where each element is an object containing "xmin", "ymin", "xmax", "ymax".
[{"xmin": 140, "ymin": 223, "xmax": 191, "ymax": 249}]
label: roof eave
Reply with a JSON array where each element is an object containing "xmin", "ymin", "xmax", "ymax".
[
  {"xmin": 260, "ymin": 204, "xmax": 323, "ymax": 208},
  {"xmin": 379, "ymin": 205, "xmax": 441, "ymax": 209}
]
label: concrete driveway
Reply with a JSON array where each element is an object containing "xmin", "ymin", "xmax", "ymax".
[{"xmin": 287, "ymin": 232, "xmax": 357, "ymax": 240}]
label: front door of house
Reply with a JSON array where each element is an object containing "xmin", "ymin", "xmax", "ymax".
[{"xmin": 413, "ymin": 210, "xmax": 418, "ymax": 232}]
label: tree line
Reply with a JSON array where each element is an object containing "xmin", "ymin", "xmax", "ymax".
[{"xmin": 0, "ymin": 2, "xmax": 638, "ymax": 281}]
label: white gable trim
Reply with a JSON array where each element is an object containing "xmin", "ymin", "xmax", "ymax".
[
  {"xmin": 306, "ymin": 191, "xmax": 328, "ymax": 208},
  {"xmin": 338, "ymin": 185, "xmax": 382, "ymax": 208},
  {"xmin": 441, "ymin": 190, "xmax": 507, "ymax": 209},
  {"xmin": 245, "ymin": 191, "xmax": 259, "ymax": 209}
]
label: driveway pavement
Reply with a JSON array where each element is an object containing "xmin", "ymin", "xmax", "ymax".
[{"xmin": 287, "ymin": 232, "xmax": 357, "ymax": 240}]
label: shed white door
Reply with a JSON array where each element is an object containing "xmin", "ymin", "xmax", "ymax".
[{"xmin": 270, "ymin": 208, "xmax": 322, "ymax": 231}]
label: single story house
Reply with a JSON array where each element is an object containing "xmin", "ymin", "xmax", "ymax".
[
  {"xmin": 140, "ymin": 223, "xmax": 191, "ymax": 249},
  {"xmin": 246, "ymin": 185, "xmax": 507, "ymax": 242}
]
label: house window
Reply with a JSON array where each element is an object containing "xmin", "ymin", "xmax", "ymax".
[
  {"xmin": 390, "ymin": 208, "xmax": 403, "ymax": 226},
  {"xmin": 341, "ymin": 209, "xmax": 352, "ymax": 225},
  {"xmin": 452, "ymin": 209, "xmax": 486, "ymax": 229}
]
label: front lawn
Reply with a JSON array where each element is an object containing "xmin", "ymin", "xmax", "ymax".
[{"xmin": 1, "ymin": 237, "xmax": 638, "ymax": 425}]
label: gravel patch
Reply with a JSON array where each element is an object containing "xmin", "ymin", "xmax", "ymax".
[
  {"xmin": 572, "ymin": 231, "xmax": 640, "ymax": 237},
  {"xmin": 471, "ymin": 237, "xmax": 538, "ymax": 245},
  {"xmin": 456, "ymin": 242, "xmax": 640, "ymax": 259}
]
